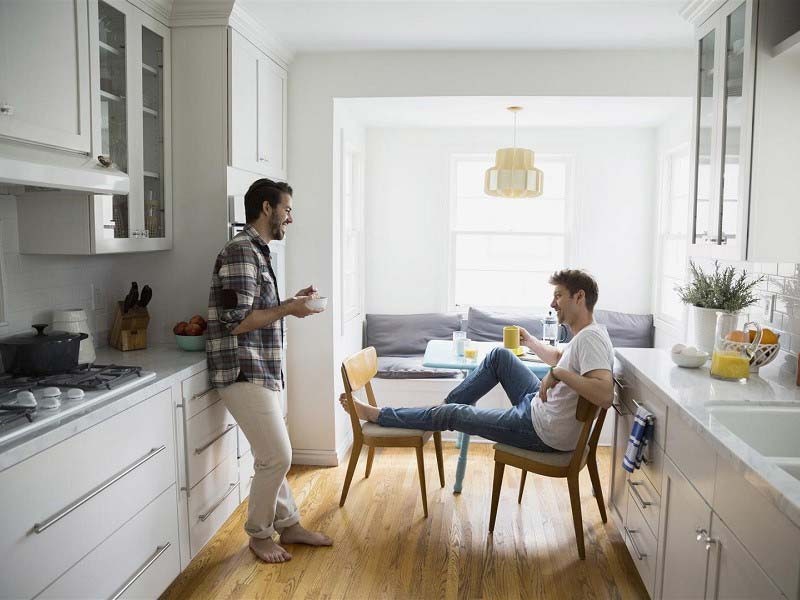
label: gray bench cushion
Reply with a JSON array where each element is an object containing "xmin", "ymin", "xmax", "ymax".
[
  {"xmin": 376, "ymin": 356, "xmax": 462, "ymax": 379},
  {"xmin": 366, "ymin": 313, "xmax": 462, "ymax": 357},
  {"xmin": 466, "ymin": 306, "xmax": 573, "ymax": 344},
  {"xmin": 595, "ymin": 309, "xmax": 654, "ymax": 348}
]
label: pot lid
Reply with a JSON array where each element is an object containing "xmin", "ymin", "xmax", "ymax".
[{"xmin": 0, "ymin": 324, "xmax": 85, "ymax": 346}]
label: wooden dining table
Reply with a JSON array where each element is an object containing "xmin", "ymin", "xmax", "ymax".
[{"xmin": 422, "ymin": 340, "xmax": 551, "ymax": 493}]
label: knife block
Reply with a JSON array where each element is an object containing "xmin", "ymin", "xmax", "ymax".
[{"xmin": 109, "ymin": 302, "xmax": 150, "ymax": 351}]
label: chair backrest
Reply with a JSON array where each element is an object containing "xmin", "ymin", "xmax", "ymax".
[
  {"xmin": 568, "ymin": 397, "xmax": 608, "ymax": 474},
  {"xmin": 341, "ymin": 347, "xmax": 379, "ymax": 441}
]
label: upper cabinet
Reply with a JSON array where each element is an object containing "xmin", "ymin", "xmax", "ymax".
[
  {"xmin": 689, "ymin": 0, "xmax": 800, "ymax": 261},
  {"xmin": 0, "ymin": 0, "xmax": 92, "ymax": 153},
  {"xmin": 228, "ymin": 29, "xmax": 287, "ymax": 181}
]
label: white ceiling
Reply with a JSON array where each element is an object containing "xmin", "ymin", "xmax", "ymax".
[
  {"xmin": 240, "ymin": 0, "xmax": 694, "ymax": 53},
  {"xmin": 337, "ymin": 96, "xmax": 692, "ymax": 128}
]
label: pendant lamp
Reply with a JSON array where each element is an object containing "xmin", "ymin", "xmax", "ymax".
[{"xmin": 484, "ymin": 106, "xmax": 544, "ymax": 198}]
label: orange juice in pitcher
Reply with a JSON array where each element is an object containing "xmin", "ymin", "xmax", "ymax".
[{"xmin": 709, "ymin": 312, "xmax": 761, "ymax": 382}]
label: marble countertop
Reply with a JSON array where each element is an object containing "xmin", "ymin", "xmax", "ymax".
[
  {"xmin": 615, "ymin": 347, "xmax": 800, "ymax": 528},
  {"xmin": 0, "ymin": 344, "xmax": 207, "ymax": 471}
]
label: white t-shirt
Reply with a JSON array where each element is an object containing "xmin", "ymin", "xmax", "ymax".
[{"xmin": 531, "ymin": 323, "xmax": 614, "ymax": 451}]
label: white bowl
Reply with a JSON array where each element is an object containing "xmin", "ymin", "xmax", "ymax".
[
  {"xmin": 670, "ymin": 350, "xmax": 709, "ymax": 368},
  {"xmin": 306, "ymin": 296, "xmax": 328, "ymax": 311}
]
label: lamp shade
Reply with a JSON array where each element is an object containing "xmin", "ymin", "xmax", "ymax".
[{"xmin": 484, "ymin": 147, "xmax": 544, "ymax": 198}]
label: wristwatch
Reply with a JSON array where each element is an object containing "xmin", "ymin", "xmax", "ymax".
[{"xmin": 549, "ymin": 366, "xmax": 560, "ymax": 381}]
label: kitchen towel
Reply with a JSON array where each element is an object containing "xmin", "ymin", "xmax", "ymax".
[{"xmin": 623, "ymin": 406, "xmax": 654, "ymax": 473}]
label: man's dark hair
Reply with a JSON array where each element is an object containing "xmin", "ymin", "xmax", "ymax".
[
  {"xmin": 549, "ymin": 269, "xmax": 599, "ymax": 311},
  {"xmin": 244, "ymin": 179, "xmax": 293, "ymax": 223}
]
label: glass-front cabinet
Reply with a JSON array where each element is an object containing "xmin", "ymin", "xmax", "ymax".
[
  {"xmin": 90, "ymin": 0, "xmax": 171, "ymax": 252},
  {"xmin": 689, "ymin": 0, "xmax": 756, "ymax": 260}
]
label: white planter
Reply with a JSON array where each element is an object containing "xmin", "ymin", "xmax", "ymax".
[
  {"xmin": 690, "ymin": 306, "xmax": 719, "ymax": 354},
  {"xmin": 52, "ymin": 308, "xmax": 96, "ymax": 364}
]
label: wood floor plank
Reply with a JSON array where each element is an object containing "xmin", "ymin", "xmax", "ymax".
[{"xmin": 161, "ymin": 444, "xmax": 648, "ymax": 600}]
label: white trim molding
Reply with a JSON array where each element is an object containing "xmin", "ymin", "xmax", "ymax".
[
  {"xmin": 679, "ymin": 0, "xmax": 726, "ymax": 27},
  {"xmin": 229, "ymin": 4, "xmax": 293, "ymax": 68},
  {"xmin": 127, "ymin": 0, "xmax": 172, "ymax": 26},
  {"xmin": 169, "ymin": 0, "xmax": 235, "ymax": 27}
]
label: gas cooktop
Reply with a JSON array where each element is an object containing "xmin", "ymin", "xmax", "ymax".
[{"xmin": 0, "ymin": 364, "xmax": 157, "ymax": 448}]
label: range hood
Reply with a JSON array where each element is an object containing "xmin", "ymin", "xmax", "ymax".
[{"xmin": 0, "ymin": 141, "xmax": 129, "ymax": 195}]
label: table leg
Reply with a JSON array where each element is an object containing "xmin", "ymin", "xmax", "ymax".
[{"xmin": 453, "ymin": 434, "xmax": 470, "ymax": 494}]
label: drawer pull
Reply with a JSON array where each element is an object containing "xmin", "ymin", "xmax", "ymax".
[
  {"xmin": 33, "ymin": 445, "xmax": 167, "ymax": 534},
  {"xmin": 194, "ymin": 423, "xmax": 236, "ymax": 455},
  {"xmin": 612, "ymin": 402, "xmax": 631, "ymax": 416},
  {"xmin": 199, "ymin": 483, "xmax": 238, "ymax": 522},
  {"xmin": 627, "ymin": 480, "xmax": 652, "ymax": 508},
  {"xmin": 624, "ymin": 527, "xmax": 648, "ymax": 560},
  {"xmin": 110, "ymin": 542, "xmax": 171, "ymax": 600}
]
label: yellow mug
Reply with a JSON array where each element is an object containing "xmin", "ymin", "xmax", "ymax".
[{"xmin": 503, "ymin": 326, "xmax": 520, "ymax": 350}]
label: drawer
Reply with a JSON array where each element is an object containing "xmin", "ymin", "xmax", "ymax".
[
  {"xmin": 0, "ymin": 390, "xmax": 175, "ymax": 599},
  {"xmin": 189, "ymin": 454, "xmax": 240, "ymax": 557},
  {"xmin": 39, "ymin": 485, "xmax": 180, "ymax": 599},
  {"xmin": 664, "ymin": 411, "xmax": 717, "ymax": 504},
  {"xmin": 186, "ymin": 399, "xmax": 238, "ymax": 488},
  {"xmin": 618, "ymin": 372, "xmax": 667, "ymax": 450},
  {"xmin": 626, "ymin": 471, "xmax": 660, "ymax": 539},
  {"xmin": 181, "ymin": 370, "xmax": 218, "ymax": 419},
  {"xmin": 641, "ymin": 439, "xmax": 664, "ymax": 496},
  {"xmin": 624, "ymin": 488, "xmax": 658, "ymax": 598},
  {"xmin": 238, "ymin": 424, "xmax": 251, "ymax": 458},
  {"xmin": 239, "ymin": 450, "xmax": 255, "ymax": 502}
]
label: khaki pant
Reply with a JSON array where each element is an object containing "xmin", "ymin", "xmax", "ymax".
[{"xmin": 218, "ymin": 382, "xmax": 299, "ymax": 538}]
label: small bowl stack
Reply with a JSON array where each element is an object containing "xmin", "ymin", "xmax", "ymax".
[{"xmin": 670, "ymin": 344, "xmax": 710, "ymax": 368}]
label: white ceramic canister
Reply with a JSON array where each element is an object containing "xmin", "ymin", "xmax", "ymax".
[{"xmin": 52, "ymin": 309, "xmax": 96, "ymax": 365}]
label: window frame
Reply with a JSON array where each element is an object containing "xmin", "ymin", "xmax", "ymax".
[{"xmin": 446, "ymin": 152, "xmax": 576, "ymax": 312}]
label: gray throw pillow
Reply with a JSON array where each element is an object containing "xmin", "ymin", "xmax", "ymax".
[
  {"xmin": 365, "ymin": 313, "xmax": 463, "ymax": 356},
  {"xmin": 595, "ymin": 309, "xmax": 654, "ymax": 348},
  {"xmin": 466, "ymin": 306, "xmax": 572, "ymax": 343}
]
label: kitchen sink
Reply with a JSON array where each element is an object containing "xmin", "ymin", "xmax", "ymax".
[
  {"xmin": 776, "ymin": 461, "xmax": 800, "ymax": 482},
  {"xmin": 708, "ymin": 405, "xmax": 800, "ymax": 458}
]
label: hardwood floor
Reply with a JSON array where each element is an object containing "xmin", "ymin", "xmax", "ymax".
[{"xmin": 161, "ymin": 444, "xmax": 647, "ymax": 600}]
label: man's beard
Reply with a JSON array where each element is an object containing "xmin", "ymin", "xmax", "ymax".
[{"xmin": 271, "ymin": 216, "xmax": 286, "ymax": 240}]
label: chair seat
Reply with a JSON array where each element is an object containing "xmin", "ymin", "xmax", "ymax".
[
  {"xmin": 361, "ymin": 422, "xmax": 432, "ymax": 440},
  {"xmin": 494, "ymin": 443, "xmax": 579, "ymax": 467}
]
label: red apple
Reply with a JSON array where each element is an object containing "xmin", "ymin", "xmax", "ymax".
[
  {"xmin": 189, "ymin": 315, "xmax": 206, "ymax": 328},
  {"xmin": 173, "ymin": 321, "xmax": 189, "ymax": 335},
  {"xmin": 185, "ymin": 323, "xmax": 203, "ymax": 336}
]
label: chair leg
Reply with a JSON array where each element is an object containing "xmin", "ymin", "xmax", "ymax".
[
  {"xmin": 365, "ymin": 447, "xmax": 375, "ymax": 478},
  {"xmin": 587, "ymin": 455, "xmax": 607, "ymax": 523},
  {"xmin": 489, "ymin": 460, "xmax": 505, "ymax": 533},
  {"xmin": 415, "ymin": 445, "xmax": 429, "ymax": 518},
  {"xmin": 567, "ymin": 474, "xmax": 586, "ymax": 559},
  {"xmin": 517, "ymin": 469, "xmax": 528, "ymax": 504},
  {"xmin": 433, "ymin": 432, "xmax": 445, "ymax": 488},
  {"xmin": 339, "ymin": 439, "xmax": 362, "ymax": 507}
]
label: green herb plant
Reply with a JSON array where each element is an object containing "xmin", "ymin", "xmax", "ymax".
[{"xmin": 677, "ymin": 261, "xmax": 764, "ymax": 313}]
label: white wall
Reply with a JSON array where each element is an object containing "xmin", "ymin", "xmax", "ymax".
[
  {"xmin": 364, "ymin": 126, "xmax": 657, "ymax": 316},
  {"xmin": 287, "ymin": 49, "xmax": 694, "ymax": 463}
]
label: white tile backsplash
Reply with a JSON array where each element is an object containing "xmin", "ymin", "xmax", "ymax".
[{"xmin": 0, "ymin": 195, "xmax": 119, "ymax": 344}]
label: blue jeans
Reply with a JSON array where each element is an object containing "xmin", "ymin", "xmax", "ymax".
[{"xmin": 377, "ymin": 348, "xmax": 556, "ymax": 452}]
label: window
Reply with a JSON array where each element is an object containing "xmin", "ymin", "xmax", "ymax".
[
  {"xmin": 654, "ymin": 145, "xmax": 690, "ymax": 326},
  {"xmin": 448, "ymin": 154, "xmax": 573, "ymax": 309}
]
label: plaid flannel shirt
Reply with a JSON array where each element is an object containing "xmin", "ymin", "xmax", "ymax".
[{"xmin": 206, "ymin": 225, "xmax": 284, "ymax": 390}]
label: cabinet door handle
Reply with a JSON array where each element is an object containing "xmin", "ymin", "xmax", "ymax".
[
  {"xmin": 695, "ymin": 527, "xmax": 717, "ymax": 551},
  {"xmin": 110, "ymin": 542, "xmax": 171, "ymax": 600},
  {"xmin": 624, "ymin": 527, "xmax": 647, "ymax": 560},
  {"xmin": 198, "ymin": 483, "xmax": 237, "ymax": 521},
  {"xmin": 627, "ymin": 480, "xmax": 652, "ymax": 508},
  {"xmin": 33, "ymin": 445, "xmax": 166, "ymax": 534},
  {"xmin": 194, "ymin": 423, "xmax": 236, "ymax": 454},
  {"xmin": 0, "ymin": 103, "xmax": 13, "ymax": 116}
]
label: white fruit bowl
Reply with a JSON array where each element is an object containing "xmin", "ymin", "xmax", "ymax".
[{"xmin": 671, "ymin": 350, "xmax": 709, "ymax": 368}]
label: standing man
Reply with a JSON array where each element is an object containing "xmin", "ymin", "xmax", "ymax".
[{"xmin": 207, "ymin": 178, "xmax": 332, "ymax": 563}]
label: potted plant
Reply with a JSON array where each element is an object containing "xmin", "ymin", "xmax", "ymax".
[{"xmin": 676, "ymin": 261, "xmax": 764, "ymax": 353}]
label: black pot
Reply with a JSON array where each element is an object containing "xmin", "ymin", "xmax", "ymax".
[{"xmin": 0, "ymin": 324, "xmax": 88, "ymax": 376}]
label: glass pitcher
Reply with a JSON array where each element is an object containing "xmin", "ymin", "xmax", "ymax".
[{"xmin": 710, "ymin": 312, "xmax": 762, "ymax": 382}]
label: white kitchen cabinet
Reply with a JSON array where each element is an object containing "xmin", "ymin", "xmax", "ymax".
[
  {"xmin": 705, "ymin": 513, "xmax": 785, "ymax": 600},
  {"xmin": 0, "ymin": 0, "xmax": 92, "ymax": 153},
  {"xmin": 228, "ymin": 28, "xmax": 287, "ymax": 181},
  {"xmin": 657, "ymin": 455, "xmax": 713, "ymax": 600},
  {"xmin": 609, "ymin": 387, "xmax": 633, "ymax": 525},
  {"xmin": 688, "ymin": 0, "xmax": 800, "ymax": 261}
]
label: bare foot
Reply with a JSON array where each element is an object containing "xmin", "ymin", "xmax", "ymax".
[
  {"xmin": 338, "ymin": 393, "xmax": 380, "ymax": 422},
  {"xmin": 249, "ymin": 537, "xmax": 292, "ymax": 563},
  {"xmin": 279, "ymin": 523, "xmax": 333, "ymax": 547}
]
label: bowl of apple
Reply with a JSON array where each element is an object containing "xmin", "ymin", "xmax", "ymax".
[{"xmin": 174, "ymin": 315, "xmax": 207, "ymax": 351}]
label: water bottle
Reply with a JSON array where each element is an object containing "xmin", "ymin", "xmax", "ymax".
[{"xmin": 542, "ymin": 311, "xmax": 559, "ymax": 346}]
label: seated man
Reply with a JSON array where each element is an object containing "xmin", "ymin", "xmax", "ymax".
[{"xmin": 341, "ymin": 270, "xmax": 614, "ymax": 453}]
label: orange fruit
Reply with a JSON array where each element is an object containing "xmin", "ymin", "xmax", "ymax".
[
  {"xmin": 725, "ymin": 330, "xmax": 749, "ymax": 342},
  {"xmin": 750, "ymin": 328, "xmax": 779, "ymax": 345}
]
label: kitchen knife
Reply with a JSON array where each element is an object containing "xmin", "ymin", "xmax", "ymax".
[
  {"xmin": 123, "ymin": 282, "xmax": 139, "ymax": 313},
  {"xmin": 138, "ymin": 285, "xmax": 152, "ymax": 308}
]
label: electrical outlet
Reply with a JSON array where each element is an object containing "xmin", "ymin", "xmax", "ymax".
[
  {"xmin": 92, "ymin": 285, "xmax": 105, "ymax": 312},
  {"xmin": 757, "ymin": 292, "xmax": 776, "ymax": 324}
]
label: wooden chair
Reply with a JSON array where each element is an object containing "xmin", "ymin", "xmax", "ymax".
[
  {"xmin": 339, "ymin": 346, "xmax": 445, "ymax": 518},
  {"xmin": 488, "ymin": 396, "xmax": 608, "ymax": 559}
]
